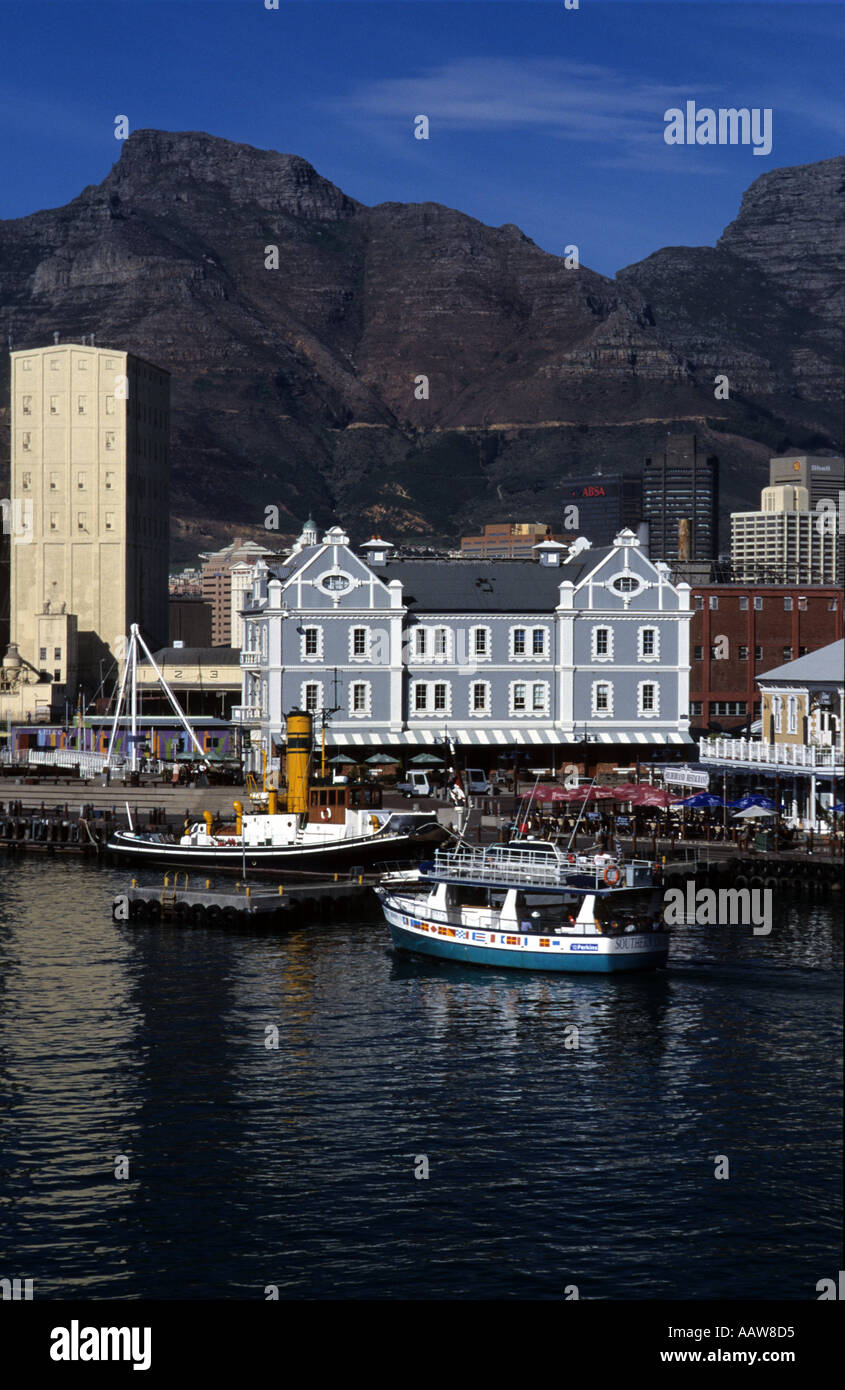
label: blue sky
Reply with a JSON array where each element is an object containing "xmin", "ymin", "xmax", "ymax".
[{"xmin": 0, "ymin": 1, "xmax": 842, "ymax": 276}]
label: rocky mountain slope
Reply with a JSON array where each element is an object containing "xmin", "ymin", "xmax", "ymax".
[{"xmin": 0, "ymin": 131, "xmax": 841, "ymax": 557}]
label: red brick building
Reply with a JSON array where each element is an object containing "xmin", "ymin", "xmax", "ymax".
[{"xmin": 690, "ymin": 584, "xmax": 843, "ymax": 732}]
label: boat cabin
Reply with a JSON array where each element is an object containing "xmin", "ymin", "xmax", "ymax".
[{"xmin": 307, "ymin": 781, "xmax": 383, "ymax": 825}]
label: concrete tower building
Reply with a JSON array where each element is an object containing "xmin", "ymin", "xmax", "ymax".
[{"xmin": 9, "ymin": 342, "xmax": 170, "ymax": 695}]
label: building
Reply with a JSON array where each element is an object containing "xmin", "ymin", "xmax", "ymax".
[
  {"xmin": 168, "ymin": 566, "xmax": 203, "ymax": 597},
  {"xmin": 135, "ymin": 644, "xmax": 242, "ymax": 719},
  {"xmin": 730, "ymin": 498, "xmax": 841, "ymax": 585},
  {"xmin": 768, "ymin": 455, "xmax": 844, "ymax": 511},
  {"xmin": 8, "ymin": 342, "xmax": 170, "ymax": 702},
  {"xmin": 700, "ymin": 640, "xmax": 843, "ymax": 828},
  {"xmin": 690, "ymin": 583, "xmax": 843, "ymax": 732},
  {"xmin": 460, "ymin": 523, "xmax": 561, "ymax": 559},
  {"xmin": 234, "ymin": 525, "xmax": 694, "ymax": 770},
  {"xmin": 169, "ymin": 597, "xmax": 213, "ymax": 647},
  {"xmin": 560, "ymin": 474, "xmax": 643, "ymax": 548},
  {"xmin": 642, "ymin": 434, "xmax": 719, "ymax": 563},
  {"xmin": 201, "ymin": 539, "xmax": 278, "ymax": 646}
]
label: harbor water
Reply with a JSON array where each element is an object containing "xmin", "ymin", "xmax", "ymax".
[{"xmin": 0, "ymin": 857, "xmax": 840, "ymax": 1300}]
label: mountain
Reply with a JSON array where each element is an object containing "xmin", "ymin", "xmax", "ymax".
[{"xmin": 1, "ymin": 131, "xmax": 842, "ymax": 558}]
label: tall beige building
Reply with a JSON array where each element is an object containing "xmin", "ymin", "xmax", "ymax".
[{"xmin": 10, "ymin": 342, "xmax": 170, "ymax": 695}]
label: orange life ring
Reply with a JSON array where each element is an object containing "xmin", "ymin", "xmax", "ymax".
[
  {"xmin": 320, "ymin": 807, "xmax": 331, "ymax": 821},
  {"xmin": 603, "ymin": 864, "xmax": 622, "ymax": 887}
]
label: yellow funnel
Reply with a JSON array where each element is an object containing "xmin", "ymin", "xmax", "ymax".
[{"xmin": 286, "ymin": 709, "xmax": 313, "ymax": 815}]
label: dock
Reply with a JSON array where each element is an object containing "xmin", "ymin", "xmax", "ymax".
[{"xmin": 115, "ymin": 870, "xmax": 379, "ymax": 926}]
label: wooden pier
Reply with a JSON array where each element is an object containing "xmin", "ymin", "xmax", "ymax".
[{"xmin": 115, "ymin": 870, "xmax": 378, "ymax": 926}]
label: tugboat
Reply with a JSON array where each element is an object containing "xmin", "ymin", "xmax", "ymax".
[{"xmin": 375, "ymin": 840, "xmax": 669, "ymax": 972}]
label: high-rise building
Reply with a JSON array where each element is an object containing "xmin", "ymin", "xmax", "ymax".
[
  {"xmin": 768, "ymin": 455, "xmax": 844, "ymax": 511},
  {"xmin": 642, "ymin": 434, "xmax": 719, "ymax": 562},
  {"xmin": 201, "ymin": 539, "xmax": 278, "ymax": 646},
  {"xmin": 560, "ymin": 474, "xmax": 643, "ymax": 547},
  {"xmin": 730, "ymin": 508, "xmax": 841, "ymax": 585},
  {"xmin": 9, "ymin": 343, "xmax": 170, "ymax": 695}
]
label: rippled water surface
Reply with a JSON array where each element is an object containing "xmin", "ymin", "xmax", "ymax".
[{"xmin": 0, "ymin": 857, "xmax": 841, "ymax": 1299}]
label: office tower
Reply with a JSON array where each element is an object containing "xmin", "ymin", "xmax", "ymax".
[
  {"xmin": 10, "ymin": 342, "xmax": 170, "ymax": 693},
  {"xmin": 768, "ymin": 455, "xmax": 844, "ymax": 511},
  {"xmin": 642, "ymin": 434, "xmax": 719, "ymax": 562},
  {"xmin": 560, "ymin": 474, "xmax": 643, "ymax": 547}
]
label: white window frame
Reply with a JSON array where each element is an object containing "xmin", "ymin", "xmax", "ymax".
[
  {"xmin": 468, "ymin": 680, "xmax": 491, "ymax": 716},
  {"xmin": 301, "ymin": 680, "xmax": 323, "ymax": 714},
  {"xmin": 637, "ymin": 681, "xmax": 660, "ymax": 718},
  {"xmin": 349, "ymin": 681, "xmax": 372, "ymax": 718},
  {"xmin": 591, "ymin": 625, "xmax": 614, "ymax": 663},
  {"xmin": 638, "ymin": 626, "xmax": 659, "ymax": 662},
  {"xmin": 772, "ymin": 696, "xmax": 782, "ymax": 734},
  {"xmin": 531, "ymin": 681, "xmax": 550, "ymax": 715},
  {"xmin": 411, "ymin": 681, "xmax": 428, "ymax": 713},
  {"xmin": 510, "ymin": 627, "xmax": 527, "ymax": 659},
  {"xmin": 510, "ymin": 680, "xmax": 528, "ymax": 714},
  {"xmin": 412, "ymin": 627, "xmax": 429, "ymax": 661},
  {"xmin": 787, "ymin": 695, "xmax": 798, "ymax": 735},
  {"xmin": 350, "ymin": 626, "xmax": 370, "ymax": 662},
  {"xmin": 591, "ymin": 680, "xmax": 614, "ymax": 718},
  {"xmin": 470, "ymin": 625, "xmax": 491, "ymax": 661},
  {"xmin": 531, "ymin": 626, "xmax": 548, "ymax": 658},
  {"xmin": 301, "ymin": 625, "xmax": 323, "ymax": 662},
  {"xmin": 431, "ymin": 626, "xmax": 451, "ymax": 663}
]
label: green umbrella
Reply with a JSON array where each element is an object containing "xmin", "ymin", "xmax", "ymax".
[
  {"xmin": 408, "ymin": 753, "xmax": 445, "ymax": 765},
  {"xmin": 327, "ymin": 754, "xmax": 354, "ymax": 765},
  {"xmin": 365, "ymin": 753, "xmax": 398, "ymax": 765}
]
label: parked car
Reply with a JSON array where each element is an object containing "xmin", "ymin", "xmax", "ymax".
[{"xmin": 395, "ymin": 769, "xmax": 433, "ymax": 798}]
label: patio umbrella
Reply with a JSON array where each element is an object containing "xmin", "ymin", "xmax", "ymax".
[
  {"xmin": 365, "ymin": 753, "xmax": 397, "ymax": 765},
  {"xmin": 327, "ymin": 754, "xmax": 353, "ymax": 765},
  {"xmin": 729, "ymin": 794, "xmax": 775, "ymax": 810},
  {"xmin": 678, "ymin": 792, "xmax": 725, "ymax": 809},
  {"xmin": 733, "ymin": 806, "xmax": 776, "ymax": 819},
  {"xmin": 832, "ymin": 802, "xmax": 845, "ymax": 813},
  {"xmin": 628, "ymin": 786, "xmax": 679, "ymax": 807},
  {"xmin": 408, "ymin": 753, "xmax": 445, "ymax": 765}
]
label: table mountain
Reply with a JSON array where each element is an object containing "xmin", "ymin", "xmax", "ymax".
[{"xmin": 1, "ymin": 130, "xmax": 841, "ymax": 557}]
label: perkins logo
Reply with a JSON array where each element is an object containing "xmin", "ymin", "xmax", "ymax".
[{"xmin": 570, "ymin": 943, "xmax": 599, "ymax": 952}]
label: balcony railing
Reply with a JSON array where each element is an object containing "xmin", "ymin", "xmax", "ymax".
[
  {"xmin": 231, "ymin": 705, "xmax": 264, "ymax": 724},
  {"xmin": 699, "ymin": 737, "xmax": 843, "ymax": 771},
  {"xmin": 240, "ymin": 652, "xmax": 261, "ymax": 667}
]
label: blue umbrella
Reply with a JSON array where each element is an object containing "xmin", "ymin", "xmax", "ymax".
[
  {"xmin": 832, "ymin": 802, "xmax": 845, "ymax": 813},
  {"xmin": 728, "ymin": 794, "xmax": 775, "ymax": 811},
  {"xmin": 679, "ymin": 792, "xmax": 724, "ymax": 808}
]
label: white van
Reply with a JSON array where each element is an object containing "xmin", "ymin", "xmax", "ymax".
[
  {"xmin": 395, "ymin": 769, "xmax": 432, "ymax": 798},
  {"xmin": 464, "ymin": 768, "xmax": 492, "ymax": 795}
]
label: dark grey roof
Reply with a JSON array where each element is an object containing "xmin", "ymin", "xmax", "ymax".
[
  {"xmin": 370, "ymin": 552, "xmax": 614, "ymax": 612},
  {"xmin": 757, "ymin": 639, "xmax": 844, "ymax": 685},
  {"xmin": 151, "ymin": 647, "xmax": 240, "ymax": 663}
]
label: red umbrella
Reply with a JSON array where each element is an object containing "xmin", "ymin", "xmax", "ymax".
[{"xmin": 629, "ymin": 787, "xmax": 680, "ymax": 807}]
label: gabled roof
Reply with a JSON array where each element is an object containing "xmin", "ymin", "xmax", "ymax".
[{"xmin": 757, "ymin": 639, "xmax": 844, "ymax": 686}]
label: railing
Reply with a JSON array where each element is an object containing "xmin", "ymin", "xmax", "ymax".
[
  {"xmin": 239, "ymin": 652, "xmax": 261, "ymax": 668},
  {"xmin": 699, "ymin": 737, "xmax": 843, "ymax": 771},
  {"xmin": 24, "ymin": 749, "xmax": 126, "ymax": 777},
  {"xmin": 231, "ymin": 705, "xmax": 264, "ymax": 723},
  {"xmin": 429, "ymin": 844, "xmax": 654, "ymax": 890}
]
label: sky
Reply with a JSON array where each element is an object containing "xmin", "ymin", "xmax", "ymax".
[{"xmin": 0, "ymin": 0, "xmax": 843, "ymax": 276}]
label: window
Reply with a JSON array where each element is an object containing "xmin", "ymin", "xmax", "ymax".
[
  {"xmin": 105, "ymin": 471, "xmax": 114, "ymax": 490},
  {"xmin": 414, "ymin": 684, "xmax": 428, "ymax": 712},
  {"xmin": 53, "ymin": 648, "xmax": 61, "ymax": 660},
  {"xmin": 512, "ymin": 628, "xmax": 526, "ymax": 656},
  {"xmin": 39, "ymin": 647, "xmax": 47, "ymax": 661},
  {"xmin": 713, "ymin": 701, "xmax": 748, "ymax": 716},
  {"xmin": 754, "ymin": 597, "xmax": 763, "ymax": 611},
  {"xmin": 50, "ymin": 395, "xmax": 59, "ymax": 415},
  {"xmin": 77, "ymin": 511, "xmax": 86, "ymax": 531},
  {"xmin": 592, "ymin": 626, "xmax": 613, "ymax": 662},
  {"xmin": 105, "ymin": 431, "xmax": 115, "ymax": 450},
  {"xmin": 512, "ymin": 682, "xmax": 527, "ymax": 712},
  {"xmin": 690, "ymin": 701, "xmax": 703, "ymax": 717},
  {"xmin": 352, "ymin": 627, "xmax": 368, "ymax": 659},
  {"xmin": 49, "ymin": 472, "xmax": 58, "ymax": 491},
  {"xmin": 694, "ymin": 595, "xmax": 704, "ymax": 609},
  {"xmin": 755, "ymin": 646, "xmax": 763, "ymax": 661},
  {"xmin": 350, "ymin": 682, "xmax": 370, "ymax": 716},
  {"xmin": 433, "ymin": 683, "xmax": 448, "ymax": 711},
  {"xmin": 739, "ymin": 645, "xmax": 749, "ymax": 661},
  {"xmin": 302, "ymin": 627, "xmax": 321, "ymax": 659},
  {"xmin": 433, "ymin": 627, "xmax": 448, "ymax": 658},
  {"xmin": 783, "ymin": 597, "xmax": 793, "ymax": 611},
  {"xmin": 532, "ymin": 628, "xmax": 546, "ymax": 657},
  {"xmin": 77, "ymin": 358, "xmax": 87, "ymax": 371},
  {"xmin": 302, "ymin": 682, "xmax": 321, "ymax": 713},
  {"xmin": 53, "ymin": 670, "xmax": 61, "ymax": 682},
  {"xmin": 77, "ymin": 396, "xmax": 87, "ymax": 415},
  {"xmin": 693, "ymin": 645, "xmax": 703, "ymax": 661},
  {"xmin": 322, "ymin": 573, "xmax": 349, "ymax": 592},
  {"xmin": 829, "ymin": 598, "xmax": 838, "ymax": 612},
  {"xmin": 470, "ymin": 682, "xmax": 490, "ymax": 714},
  {"xmin": 639, "ymin": 627, "xmax": 659, "ymax": 661},
  {"xmin": 787, "ymin": 695, "xmax": 798, "ymax": 735},
  {"xmin": 782, "ymin": 647, "xmax": 793, "ymax": 663},
  {"xmin": 613, "ymin": 575, "xmax": 639, "ymax": 593},
  {"xmin": 49, "ymin": 358, "xmax": 59, "ymax": 371},
  {"xmin": 592, "ymin": 681, "xmax": 613, "ymax": 717},
  {"xmin": 414, "ymin": 628, "xmax": 428, "ymax": 659},
  {"xmin": 709, "ymin": 596, "xmax": 718, "ymax": 611},
  {"xmin": 22, "ymin": 432, "xmax": 31, "ymax": 451},
  {"xmin": 798, "ymin": 596, "xmax": 807, "ymax": 611},
  {"xmin": 532, "ymin": 682, "xmax": 547, "ymax": 712},
  {"xmin": 21, "ymin": 359, "xmax": 31, "ymax": 371},
  {"xmin": 473, "ymin": 627, "xmax": 489, "ymax": 658},
  {"xmin": 49, "ymin": 513, "xmax": 57, "ymax": 531},
  {"xmin": 638, "ymin": 681, "xmax": 659, "ymax": 716},
  {"xmin": 77, "ymin": 471, "xmax": 86, "ymax": 490},
  {"xmin": 22, "ymin": 472, "xmax": 31, "ymax": 490},
  {"xmin": 22, "ymin": 395, "xmax": 32, "ymax": 415},
  {"xmin": 772, "ymin": 696, "xmax": 783, "ymax": 734},
  {"xmin": 799, "ymin": 646, "xmax": 807, "ymax": 656},
  {"xmin": 105, "ymin": 512, "xmax": 114, "ymax": 531},
  {"xmin": 739, "ymin": 596, "xmax": 749, "ymax": 610},
  {"xmin": 106, "ymin": 395, "xmax": 115, "ymax": 415}
]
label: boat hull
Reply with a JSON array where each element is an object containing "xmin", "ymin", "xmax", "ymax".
[
  {"xmin": 107, "ymin": 829, "xmax": 444, "ymax": 874},
  {"xmin": 383, "ymin": 906, "xmax": 669, "ymax": 973}
]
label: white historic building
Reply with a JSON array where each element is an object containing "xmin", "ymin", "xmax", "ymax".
[{"xmin": 234, "ymin": 525, "xmax": 694, "ymax": 766}]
